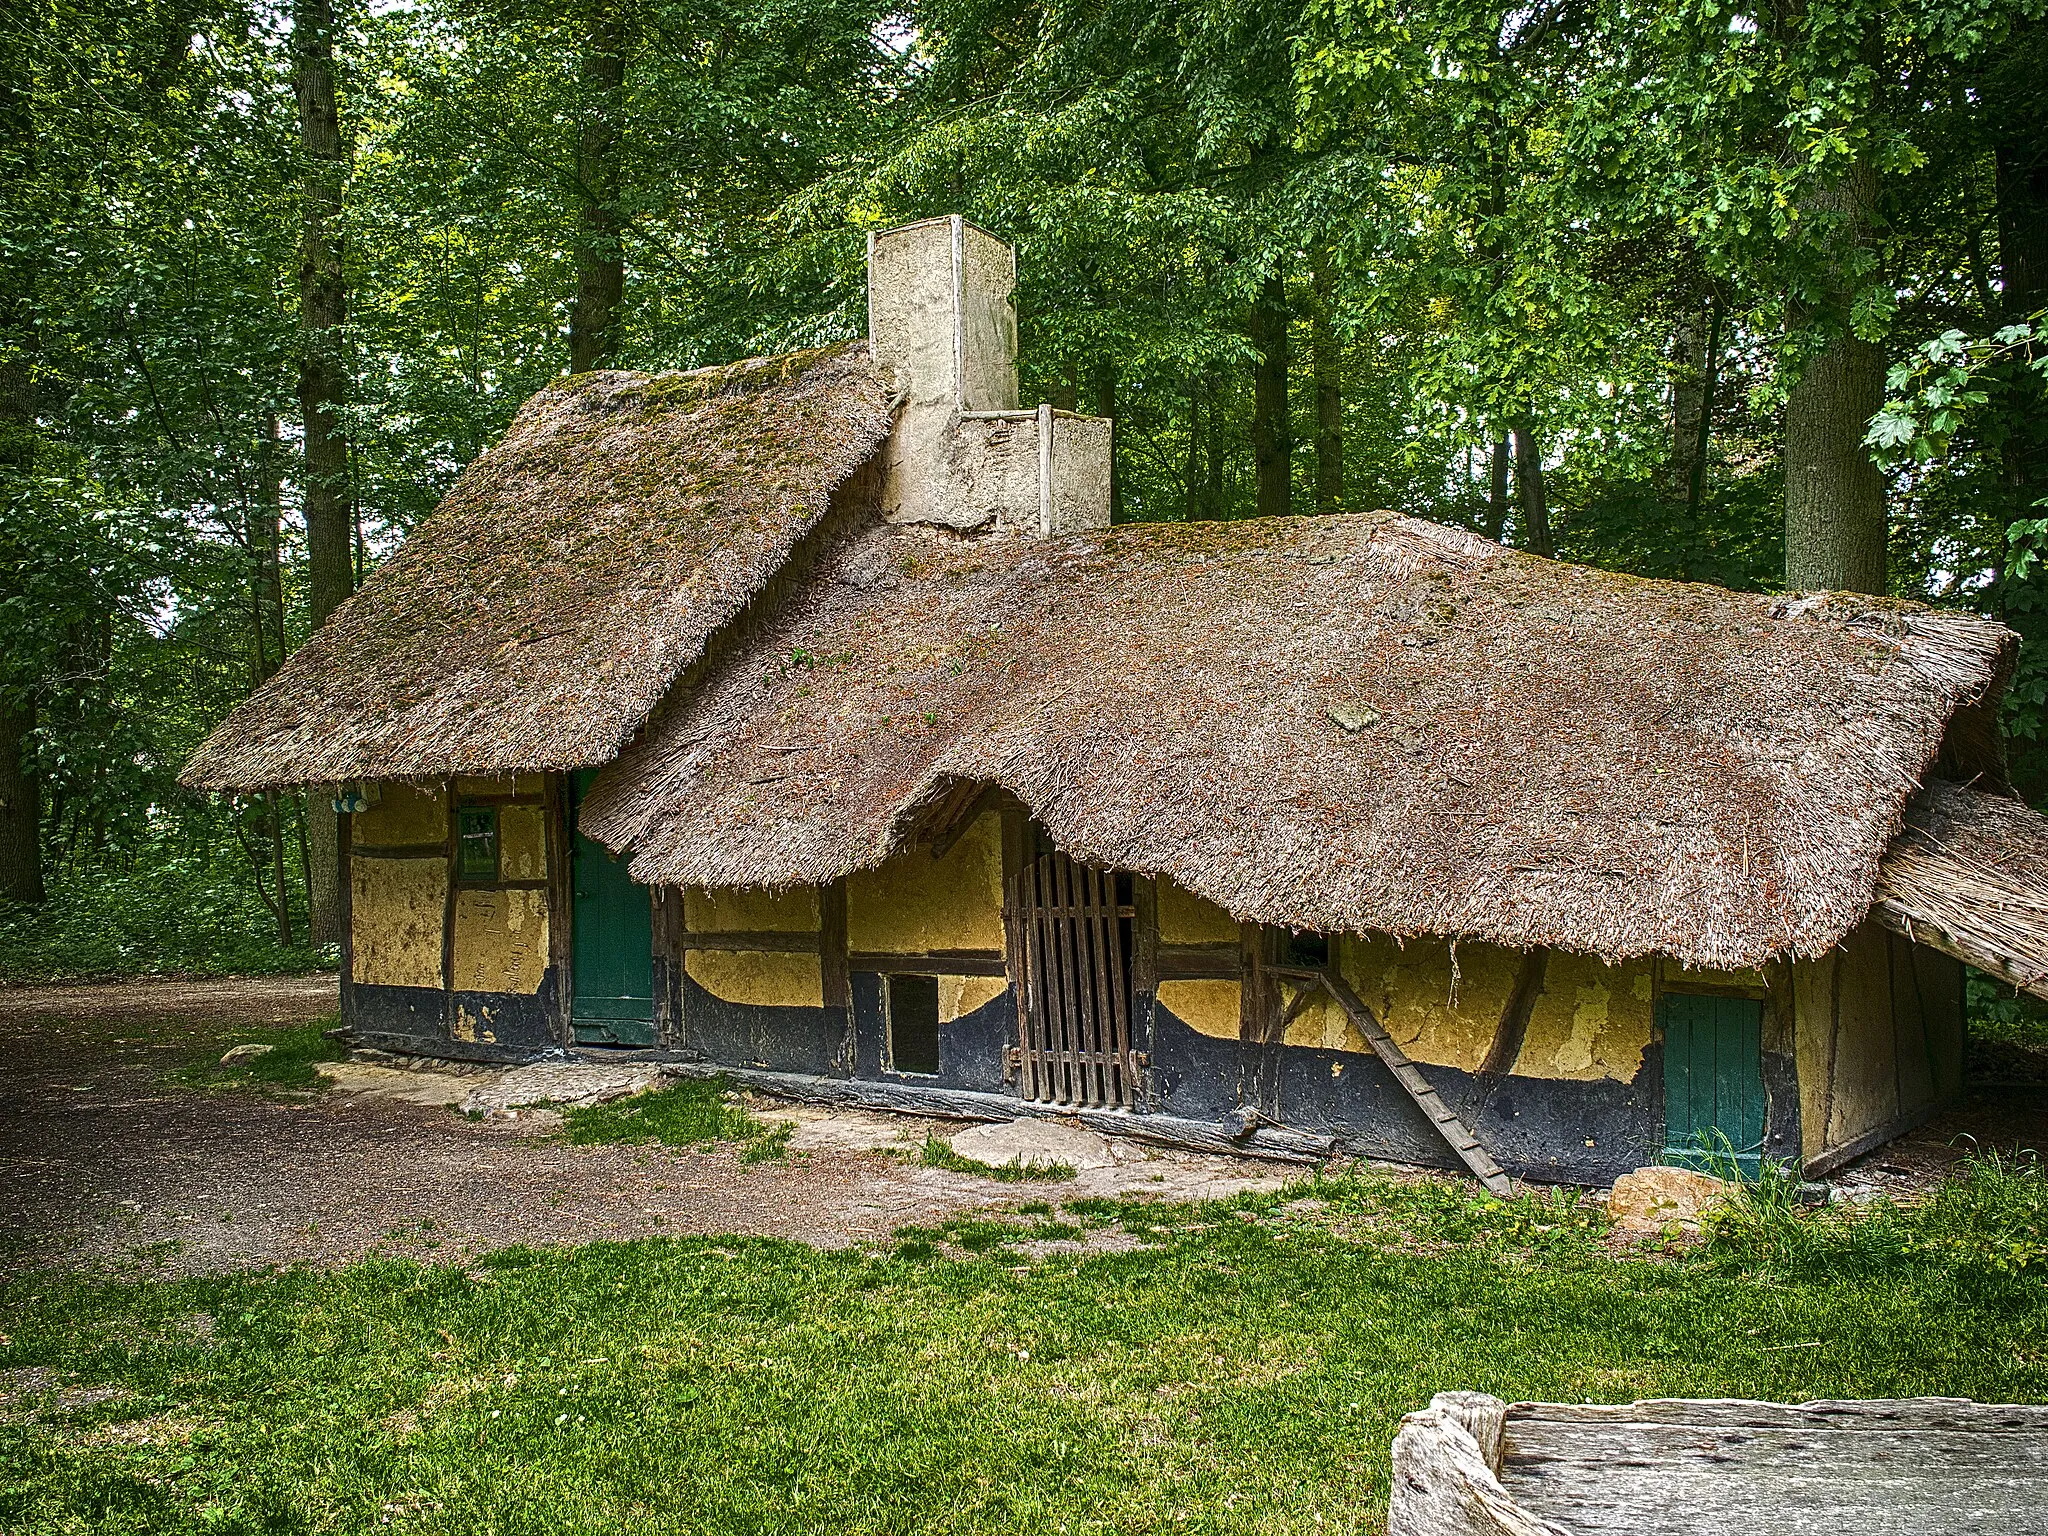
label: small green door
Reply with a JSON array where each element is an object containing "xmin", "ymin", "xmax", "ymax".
[
  {"xmin": 1659, "ymin": 993, "xmax": 1766, "ymax": 1177},
  {"xmin": 570, "ymin": 770, "xmax": 656, "ymax": 1046}
]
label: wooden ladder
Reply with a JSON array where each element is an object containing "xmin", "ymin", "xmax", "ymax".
[{"xmin": 1294, "ymin": 968, "xmax": 1513, "ymax": 1197}]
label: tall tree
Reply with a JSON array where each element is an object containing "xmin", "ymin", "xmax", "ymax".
[
  {"xmin": 295, "ymin": 0, "xmax": 351, "ymax": 942},
  {"xmin": 1784, "ymin": 157, "xmax": 1888, "ymax": 594},
  {"xmin": 1251, "ymin": 272, "xmax": 1291, "ymax": 519},
  {"xmin": 1311, "ymin": 249, "xmax": 1343, "ymax": 513},
  {"xmin": 568, "ymin": 1, "xmax": 627, "ymax": 373},
  {"xmin": 0, "ymin": 2, "xmax": 42, "ymax": 903}
]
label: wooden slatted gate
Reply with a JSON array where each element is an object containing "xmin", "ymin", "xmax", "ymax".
[{"xmin": 1005, "ymin": 851, "xmax": 1138, "ymax": 1107}]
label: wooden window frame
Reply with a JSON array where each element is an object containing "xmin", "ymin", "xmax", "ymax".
[{"xmin": 455, "ymin": 803, "xmax": 500, "ymax": 883}]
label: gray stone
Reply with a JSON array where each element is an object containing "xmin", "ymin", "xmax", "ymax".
[
  {"xmin": 948, "ymin": 1119, "xmax": 1116, "ymax": 1172},
  {"xmin": 219, "ymin": 1043, "xmax": 275, "ymax": 1066}
]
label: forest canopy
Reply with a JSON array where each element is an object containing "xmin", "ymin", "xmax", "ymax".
[{"xmin": 0, "ymin": 0, "xmax": 2044, "ymax": 978}]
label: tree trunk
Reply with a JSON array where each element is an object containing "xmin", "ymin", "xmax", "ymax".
[
  {"xmin": 1512, "ymin": 423, "xmax": 1553, "ymax": 557},
  {"xmin": 1784, "ymin": 153, "xmax": 1886, "ymax": 595},
  {"xmin": 0, "ymin": 18, "xmax": 41, "ymax": 904},
  {"xmin": 294, "ymin": 0, "xmax": 348, "ymax": 944},
  {"xmin": 1250, "ymin": 271, "xmax": 1291, "ymax": 520},
  {"xmin": 1311, "ymin": 250, "xmax": 1342, "ymax": 513},
  {"xmin": 1485, "ymin": 438, "xmax": 1509, "ymax": 541},
  {"xmin": 568, "ymin": 3, "xmax": 626, "ymax": 374},
  {"xmin": 1185, "ymin": 371, "xmax": 1204, "ymax": 519},
  {"xmin": 1685, "ymin": 295, "xmax": 1724, "ymax": 543},
  {"xmin": 1670, "ymin": 306, "xmax": 1707, "ymax": 498},
  {"xmin": 1993, "ymin": 33, "xmax": 2048, "ymax": 523}
]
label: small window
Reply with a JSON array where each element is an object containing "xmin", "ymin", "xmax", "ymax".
[
  {"xmin": 886, "ymin": 974, "xmax": 941, "ymax": 1076},
  {"xmin": 456, "ymin": 805, "xmax": 499, "ymax": 881},
  {"xmin": 1285, "ymin": 931, "xmax": 1330, "ymax": 969}
]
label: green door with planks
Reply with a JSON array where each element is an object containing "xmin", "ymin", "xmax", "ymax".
[
  {"xmin": 1659, "ymin": 992, "xmax": 1766, "ymax": 1177},
  {"xmin": 570, "ymin": 770, "xmax": 656, "ymax": 1046}
]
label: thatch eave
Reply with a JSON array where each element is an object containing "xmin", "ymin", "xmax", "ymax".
[
  {"xmin": 582, "ymin": 512, "xmax": 2016, "ymax": 972},
  {"xmin": 180, "ymin": 342, "xmax": 897, "ymax": 793}
]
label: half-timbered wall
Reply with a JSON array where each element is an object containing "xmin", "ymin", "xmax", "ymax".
[{"xmin": 343, "ymin": 772, "xmax": 567, "ymax": 1055}]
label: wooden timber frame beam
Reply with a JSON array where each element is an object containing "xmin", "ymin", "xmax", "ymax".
[
  {"xmin": 1871, "ymin": 896, "xmax": 2048, "ymax": 1002},
  {"xmin": 1273, "ymin": 964, "xmax": 1514, "ymax": 1197}
]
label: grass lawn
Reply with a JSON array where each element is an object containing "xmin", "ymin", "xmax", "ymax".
[{"xmin": 2, "ymin": 1169, "xmax": 2043, "ymax": 1535}]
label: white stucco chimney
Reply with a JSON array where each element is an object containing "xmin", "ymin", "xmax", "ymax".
[{"xmin": 866, "ymin": 216, "xmax": 1110, "ymax": 537}]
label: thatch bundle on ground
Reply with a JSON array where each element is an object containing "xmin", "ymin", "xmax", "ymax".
[
  {"xmin": 582, "ymin": 512, "xmax": 2012, "ymax": 972},
  {"xmin": 184, "ymin": 344, "xmax": 894, "ymax": 790}
]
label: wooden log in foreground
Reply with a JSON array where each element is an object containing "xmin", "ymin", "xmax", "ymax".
[
  {"xmin": 1390, "ymin": 1392, "xmax": 2048, "ymax": 1536},
  {"xmin": 664, "ymin": 1060, "xmax": 1337, "ymax": 1162}
]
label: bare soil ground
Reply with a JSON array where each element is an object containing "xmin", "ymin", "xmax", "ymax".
[{"xmin": 0, "ymin": 976, "xmax": 1283, "ymax": 1278}]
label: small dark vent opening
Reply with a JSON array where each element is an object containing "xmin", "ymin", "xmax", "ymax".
[{"xmin": 887, "ymin": 974, "xmax": 941, "ymax": 1076}]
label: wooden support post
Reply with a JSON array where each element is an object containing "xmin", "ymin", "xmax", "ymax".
[
  {"xmin": 544, "ymin": 771, "xmax": 575, "ymax": 1045},
  {"xmin": 819, "ymin": 878, "xmax": 850, "ymax": 1072}
]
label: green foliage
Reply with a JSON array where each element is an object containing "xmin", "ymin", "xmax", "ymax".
[
  {"xmin": 0, "ymin": 1171, "xmax": 2042, "ymax": 1533},
  {"xmin": 561, "ymin": 1077, "xmax": 786, "ymax": 1154},
  {"xmin": 173, "ymin": 1020, "xmax": 347, "ymax": 1093},
  {"xmin": 1967, "ymin": 971, "xmax": 2048, "ymax": 1051},
  {"xmin": 0, "ymin": 851, "xmax": 330, "ymax": 983},
  {"xmin": 1703, "ymin": 1154, "xmax": 2048, "ymax": 1293},
  {"xmin": 1286, "ymin": 1170, "xmax": 1612, "ymax": 1258},
  {"xmin": 917, "ymin": 1135, "xmax": 1079, "ymax": 1182}
]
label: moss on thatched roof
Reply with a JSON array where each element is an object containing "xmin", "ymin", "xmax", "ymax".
[
  {"xmin": 1877, "ymin": 778, "xmax": 2048, "ymax": 998},
  {"xmin": 582, "ymin": 512, "xmax": 2013, "ymax": 970},
  {"xmin": 182, "ymin": 343, "xmax": 896, "ymax": 791}
]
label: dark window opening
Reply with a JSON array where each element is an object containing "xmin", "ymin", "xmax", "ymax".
[
  {"xmin": 457, "ymin": 805, "xmax": 499, "ymax": 882},
  {"xmin": 1285, "ymin": 931, "xmax": 1330, "ymax": 969},
  {"xmin": 886, "ymin": 973, "xmax": 942, "ymax": 1076}
]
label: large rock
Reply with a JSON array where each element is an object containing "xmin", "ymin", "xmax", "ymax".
[
  {"xmin": 949, "ymin": 1118, "xmax": 1116, "ymax": 1172},
  {"xmin": 459, "ymin": 1061, "xmax": 680, "ymax": 1118},
  {"xmin": 1607, "ymin": 1165, "xmax": 1734, "ymax": 1231}
]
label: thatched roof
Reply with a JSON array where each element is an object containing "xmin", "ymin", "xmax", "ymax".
[
  {"xmin": 1876, "ymin": 778, "xmax": 2048, "ymax": 999},
  {"xmin": 182, "ymin": 343, "xmax": 896, "ymax": 791},
  {"xmin": 582, "ymin": 512, "xmax": 2014, "ymax": 970}
]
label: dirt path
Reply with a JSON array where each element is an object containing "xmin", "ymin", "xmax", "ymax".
[{"xmin": 0, "ymin": 975, "xmax": 1282, "ymax": 1279}]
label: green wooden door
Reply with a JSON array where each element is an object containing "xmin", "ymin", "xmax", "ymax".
[
  {"xmin": 570, "ymin": 770, "xmax": 655, "ymax": 1045},
  {"xmin": 1659, "ymin": 993, "xmax": 1765, "ymax": 1176}
]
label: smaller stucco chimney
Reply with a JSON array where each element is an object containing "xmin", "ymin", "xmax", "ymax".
[{"xmin": 866, "ymin": 217, "xmax": 1110, "ymax": 537}]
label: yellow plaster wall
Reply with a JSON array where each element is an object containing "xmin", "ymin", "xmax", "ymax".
[
  {"xmin": 686, "ymin": 885, "xmax": 820, "ymax": 934},
  {"xmin": 1157, "ymin": 878, "xmax": 1239, "ymax": 946},
  {"xmin": 940, "ymin": 975, "xmax": 1008, "ymax": 1022},
  {"xmin": 1332, "ymin": 935, "xmax": 1651, "ymax": 1081},
  {"xmin": 497, "ymin": 803, "xmax": 549, "ymax": 881},
  {"xmin": 353, "ymin": 783, "xmax": 446, "ymax": 848},
  {"xmin": 1511, "ymin": 951, "xmax": 1654, "ymax": 1081},
  {"xmin": 686, "ymin": 951, "xmax": 824, "ymax": 1008},
  {"xmin": 350, "ymin": 857, "xmax": 447, "ymax": 989},
  {"xmin": 1340, "ymin": 935, "xmax": 1520, "ymax": 1072},
  {"xmin": 450, "ymin": 888, "xmax": 549, "ymax": 995},
  {"xmin": 848, "ymin": 813, "xmax": 1003, "ymax": 953},
  {"xmin": 1157, "ymin": 979, "xmax": 1242, "ymax": 1040}
]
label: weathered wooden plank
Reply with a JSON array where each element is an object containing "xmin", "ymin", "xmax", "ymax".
[
  {"xmin": 1388, "ymin": 1394, "xmax": 1568, "ymax": 1536},
  {"xmin": 1501, "ymin": 1418, "xmax": 2048, "ymax": 1535},
  {"xmin": 1511, "ymin": 1397, "xmax": 2048, "ymax": 1433},
  {"xmin": 662, "ymin": 1060, "xmax": 1336, "ymax": 1161}
]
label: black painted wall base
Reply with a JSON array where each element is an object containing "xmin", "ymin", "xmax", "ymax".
[{"xmin": 344, "ymin": 975, "xmax": 1678, "ymax": 1184}]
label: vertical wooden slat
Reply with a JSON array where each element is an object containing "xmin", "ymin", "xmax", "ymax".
[
  {"xmin": 1033, "ymin": 855, "xmax": 1063, "ymax": 1101},
  {"xmin": 1083, "ymin": 866, "xmax": 1115, "ymax": 1106},
  {"xmin": 1053, "ymin": 853, "xmax": 1084, "ymax": 1103},
  {"xmin": 1020, "ymin": 868, "xmax": 1045, "ymax": 1103},
  {"xmin": 1077, "ymin": 863, "xmax": 1102, "ymax": 1105},
  {"xmin": 1044, "ymin": 853, "xmax": 1070, "ymax": 1101},
  {"xmin": 1105, "ymin": 871, "xmax": 1132, "ymax": 1106}
]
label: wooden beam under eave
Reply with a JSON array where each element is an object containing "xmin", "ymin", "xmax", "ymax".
[{"xmin": 1870, "ymin": 897, "xmax": 2048, "ymax": 1001}]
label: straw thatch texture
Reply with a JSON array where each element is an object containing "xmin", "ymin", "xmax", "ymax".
[
  {"xmin": 1876, "ymin": 778, "xmax": 2048, "ymax": 997},
  {"xmin": 182, "ymin": 343, "xmax": 896, "ymax": 791},
  {"xmin": 583, "ymin": 512, "xmax": 2012, "ymax": 969}
]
